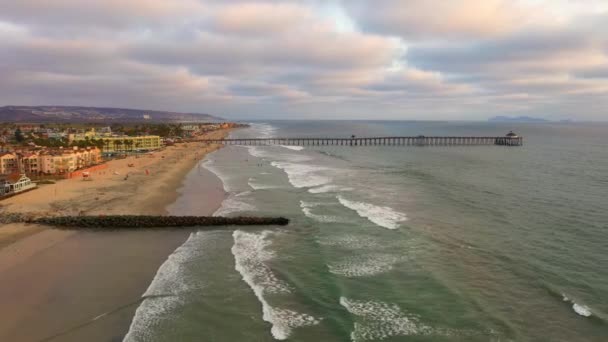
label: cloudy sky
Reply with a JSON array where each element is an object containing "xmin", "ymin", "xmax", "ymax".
[{"xmin": 1, "ymin": 0, "xmax": 607, "ymax": 120}]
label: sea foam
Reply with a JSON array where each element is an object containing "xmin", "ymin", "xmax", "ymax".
[
  {"xmin": 271, "ymin": 162, "xmax": 331, "ymax": 188},
  {"xmin": 562, "ymin": 294, "xmax": 592, "ymax": 317},
  {"xmin": 232, "ymin": 231, "xmax": 320, "ymax": 340},
  {"xmin": 124, "ymin": 232, "xmax": 207, "ymax": 341},
  {"xmin": 299, "ymin": 201, "xmax": 343, "ymax": 223},
  {"xmin": 248, "ymin": 177, "xmax": 279, "ymax": 190},
  {"xmin": 201, "ymin": 159, "xmax": 232, "ymax": 193},
  {"xmin": 214, "ymin": 193, "xmax": 256, "ymax": 216},
  {"xmin": 328, "ymin": 254, "xmax": 403, "ymax": 278},
  {"xmin": 308, "ymin": 184, "xmax": 353, "ymax": 194},
  {"xmin": 340, "ymin": 297, "xmax": 432, "ymax": 341},
  {"xmin": 280, "ymin": 145, "xmax": 305, "ymax": 151},
  {"xmin": 337, "ymin": 196, "xmax": 407, "ymax": 229}
]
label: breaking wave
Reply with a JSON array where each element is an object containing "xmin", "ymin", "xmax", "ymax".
[
  {"xmin": 337, "ymin": 196, "xmax": 407, "ymax": 229},
  {"xmin": 562, "ymin": 294, "xmax": 593, "ymax": 317},
  {"xmin": 232, "ymin": 231, "xmax": 320, "ymax": 340},
  {"xmin": 271, "ymin": 162, "xmax": 332, "ymax": 188}
]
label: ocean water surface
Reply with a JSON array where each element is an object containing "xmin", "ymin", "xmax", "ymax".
[{"xmin": 125, "ymin": 121, "xmax": 608, "ymax": 341}]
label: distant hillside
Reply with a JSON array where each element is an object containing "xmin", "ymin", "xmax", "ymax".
[
  {"xmin": 488, "ymin": 116, "xmax": 549, "ymax": 123},
  {"xmin": 0, "ymin": 106, "xmax": 224, "ymax": 123}
]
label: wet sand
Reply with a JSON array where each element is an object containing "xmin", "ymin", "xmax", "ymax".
[{"xmin": 0, "ymin": 130, "xmax": 229, "ymax": 341}]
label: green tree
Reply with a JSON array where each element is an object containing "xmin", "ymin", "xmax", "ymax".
[{"xmin": 15, "ymin": 128, "xmax": 24, "ymax": 143}]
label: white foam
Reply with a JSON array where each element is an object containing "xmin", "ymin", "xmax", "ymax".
[
  {"xmin": 123, "ymin": 296, "xmax": 181, "ymax": 342},
  {"xmin": 249, "ymin": 123, "xmax": 278, "ymax": 139},
  {"xmin": 299, "ymin": 200, "xmax": 323, "ymax": 208},
  {"xmin": 232, "ymin": 231, "xmax": 320, "ymax": 340},
  {"xmin": 214, "ymin": 193, "xmax": 256, "ymax": 216},
  {"xmin": 201, "ymin": 159, "xmax": 232, "ymax": 193},
  {"xmin": 317, "ymin": 235, "xmax": 382, "ymax": 249},
  {"xmin": 337, "ymin": 196, "xmax": 407, "ymax": 230},
  {"xmin": 328, "ymin": 254, "xmax": 402, "ymax": 277},
  {"xmin": 573, "ymin": 303, "xmax": 592, "ymax": 317},
  {"xmin": 308, "ymin": 184, "xmax": 353, "ymax": 194},
  {"xmin": 280, "ymin": 145, "xmax": 304, "ymax": 151},
  {"xmin": 248, "ymin": 178, "xmax": 279, "ymax": 190},
  {"xmin": 340, "ymin": 297, "xmax": 433, "ymax": 341},
  {"xmin": 271, "ymin": 162, "xmax": 331, "ymax": 188},
  {"xmin": 246, "ymin": 146, "xmax": 268, "ymax": 159},
  {"xmin": 299, "ymin": 201, "xmax": 344, "ymax": 223},
  {"xmin": 124, "ymin": 232, "xmax": 207, "ymax": 341},
  {"xmin": 302, "ymin": 209, "xmax": 343, "ymax": 223},
  {"xmin": 562, "ymin": 294, "xmax": 592, "ymax": 317}
]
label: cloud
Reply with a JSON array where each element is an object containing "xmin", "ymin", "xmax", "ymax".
[
  {"xmin": 0, "ymin": 0, "xmax": 607, "ymax": 120},
  {"xmin": 343, "ymin": 0, "xmax": 534, "ymax": 39},
  {"xmin": 213, "ymin": 3, "xmax": 316, "ymax": 35},
  {"xmin": 0, "ymin": 0, "xmax": 206, "ymax": 29}
]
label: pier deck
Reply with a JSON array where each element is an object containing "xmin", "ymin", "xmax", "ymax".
[{"xmin": 200, "ymin": 135, "xmax": 523, "ymax": 147}]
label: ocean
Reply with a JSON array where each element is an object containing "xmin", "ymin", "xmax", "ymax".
[{"xmin": 124, "ymin": 121, "xmax": 608, "ymax": 341}]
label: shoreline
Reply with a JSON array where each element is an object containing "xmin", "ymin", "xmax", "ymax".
[{"xmin": 0, "ymin": 129, "xmax": 230, "ymax": 341}]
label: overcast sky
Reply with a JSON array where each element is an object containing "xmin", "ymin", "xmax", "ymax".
[{"xmin": 1, "ymin": 0, "xmax": 607, "ymax": 120}]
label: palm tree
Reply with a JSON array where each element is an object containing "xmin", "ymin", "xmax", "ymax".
[
  {"xmin": 114, "ymin": 140, "xmax": 123, "ymax": 153},
  {"xmin": 123, "ymin": 139, "xmax": 131, "ymax": 152}
]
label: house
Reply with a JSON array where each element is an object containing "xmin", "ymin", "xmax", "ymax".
[{"xmin": 0, "ymin": 174, "xmax": 36, "ymax": 197}]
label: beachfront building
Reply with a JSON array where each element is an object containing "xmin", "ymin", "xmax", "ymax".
[
  {"xmin": 20, "ymin": 153, "xmax": 40, "ymax": 175},
  {"xmin": 67, "ymin": 128, "xmax": 112, "ymax": 143},
  {"xmin": 99, "ymin": 136, "xmax": 162, "ymax": 153},
  {"xmin": 0, "ymin": 174, "xmax": 36, "ymax": 197},
  {"xmin": 37, "ymin": 147, "xmax": 102, "ymax": 175},
  {"xmin": 0, "ymin": 153, "xmax": 18, "ymax": 175}
]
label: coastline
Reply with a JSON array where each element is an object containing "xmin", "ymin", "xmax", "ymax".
[{"xmin": 0, "ymin": 129, "xmax": 230, "ymax": 341}]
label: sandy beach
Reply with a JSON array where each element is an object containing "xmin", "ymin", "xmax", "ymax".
[{"xmin": 0, "ymin": 129, "xmax": 229, "ymax": 341}]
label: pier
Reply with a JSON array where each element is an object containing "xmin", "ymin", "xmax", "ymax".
[{"xmin": 201, "ymin": 132, "xmax": 523, "ymax": 147}]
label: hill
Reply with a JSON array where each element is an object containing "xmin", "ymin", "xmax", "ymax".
[
  {"xmin": 488, "ymin": 116, "xmax": 549, "ymax": 123},
  {"xmin": 0, "ymin": 106, "xmax": 224, "ymax": 123}
]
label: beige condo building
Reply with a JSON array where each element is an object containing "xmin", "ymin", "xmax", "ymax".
[{"xmin": 99, "ymin": 136, "xmax": 162, "ymax": 153}]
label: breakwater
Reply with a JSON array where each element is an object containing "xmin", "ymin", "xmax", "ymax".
[
  {"xmin": 7, "ymin": 215, "xmax": 289, "ymax": 229},
  {"xmin": 201, "ymin": 133, "xmax": 523, "ymax": 147}
]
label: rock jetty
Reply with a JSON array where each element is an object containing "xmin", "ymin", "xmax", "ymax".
[{"xmin": 28, "ymin": 215, "xmax": 290, "ymax": 229}]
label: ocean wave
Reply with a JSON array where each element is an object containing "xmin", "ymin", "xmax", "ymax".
[
  {"xmin": 124, "ymin": 232, "xmax": 208, "ymax": 341},
  {"xmin": 328, "ymin": 254, "xmax": 403, "ymax": 277},
  {"xmin": 271, "ymin": 161, "xmax": 331, "ymax": 188},
  {"xmin": 299, "ymin": 201, "xmax": 344, "ymax": 223},
  {"xmin": 201, "ymin": 158, "xmax": 232, "ymax": 193},
  {"xmin": 248, "ymin": 178, "xmax": 279, "ymax": 190},
  {"xmin": 317, "ymin": 235, "xmax": 383, "ymax": 249},
  {"xmin": 280, "ymin": 145, "xmax": 305, "ymax": 151},
  {"xmin": 123, "ymin": 296, "xmax": 182, "ymax": 342},
  {"xmin": 214, "ymin": 193, "xmax": 256, "ymax": 216},
  {"xmin": 308, "ymin": 184, "xmax": 353, "ymax": 194},
  {"xmin": 299, "ymin": 200, "xmax": 338, "ymax": 208},
  {"xmin": 232, "ymin": 231, "xmax": 320, "ymax": 340},
  {"xmin": 246, "ymin": 146, "xmax": 268, "ymax": 159},
  {"xmin": 337, "ymin": 196, "xmax": 407, "ymax": 229},
  {"xmin": 250, "ymin": 123, "xmax": 278, "ymax": 139},
  {"xmin": 340, "ymin": 297, "xmax": 433, "ymax": 341},
  {"xmin": 562, "ymin": 294, "xmax": 593, "ymax": 317}
]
